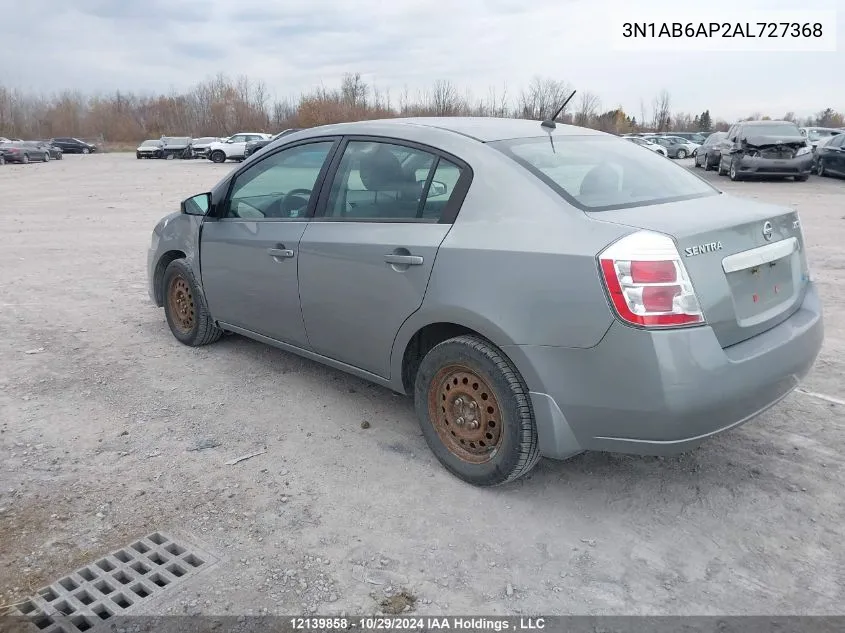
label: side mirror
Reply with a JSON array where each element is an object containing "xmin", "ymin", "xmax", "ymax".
[
  {"xmin": 226, "ymin": 139, "xmax": 234, "ymax": 144},
  {"xmin": 181, "ymin": 192, "xmax": 211, "ymax": 216}
]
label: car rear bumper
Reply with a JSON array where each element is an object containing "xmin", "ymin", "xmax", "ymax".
[
  {"xmin": 737, "ymin": 154, "xmax": 813, "ymax": 176},
  {"xmin": 503, "ymin": 282, "xmax": 824, "ymax": 459}
]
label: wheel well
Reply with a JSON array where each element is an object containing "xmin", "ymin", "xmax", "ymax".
[
  {"xmin": 401, "ymin": 322, "xmax": 481, "ymax": 394},
  {"xmin": 153, "ymin": 250, "xmax": 186, "ymax": 306}
]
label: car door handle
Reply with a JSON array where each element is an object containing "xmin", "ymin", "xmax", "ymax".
[
  {"xmin": 267, "ymin": 247, "xmax": 294, "ymax": 259},
  {"xmin": 384, "ymin": 254, "xmax": 423, "ymax": 266}
]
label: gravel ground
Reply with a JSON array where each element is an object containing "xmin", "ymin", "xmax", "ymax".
[{"xmin": 1, "ymin": 154, "xmax": 843, "ymax": 617}]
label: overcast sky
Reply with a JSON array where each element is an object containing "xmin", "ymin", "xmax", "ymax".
[{"xmin": 1, "ymin": 0, "xmax": 842, "ymax": 122}]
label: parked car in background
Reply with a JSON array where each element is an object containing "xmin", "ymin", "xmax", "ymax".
[
  {"xmin": 136, "ymin": 139, "xmax": 164, "ymax": 159},
  {"xmin": 50, "ymin": 137, "xmax": 97, "ymax": 154},
  {"xmin": 693, "ymin": 132, "xmax": 728, "ymax": 170},
  {"xmin": 243, "ymin": 129, "xmax": 301, "ymax": 159},
  {"xmin": 652, "ymin": 136, "xmax": 697, "ymax": 159},
  {"xmin": 718, "ymin": 120, "xmax": 813, "ymax": 181},
  {"xmin": 0, "ymin": 141, "xmax": 50, "ymax": 163},
  {"xmin": 669, "ymin": 131, "xmax": 709, "ymax": 145},
  {"xmin": 147, "ymin": 117, "xmax": 822, "ymax": 486},
  {"xmin": 207, "ymin": 132, "xmax": 272, "ymax": 163},
  {"xmin": 190, "ymin": 137, "xmax": 221, "ymax": 159},
  {"xmin": 623, "ymin": 135, "xmax": 668, "ymax": 156},
  {"xmin": 158, "ymin": 136, "xmax": 193, "ymax": 159},
  {"xmin": 35, "ymin": 141, "xmax": 63, "ymax": 159},
  {"xmin": 814, "ymin": 132, "xmax": 845, "ymax": 178},
  {"xmin": 799, "ymin": 126, "xmax": 843, "ymax": 149}
]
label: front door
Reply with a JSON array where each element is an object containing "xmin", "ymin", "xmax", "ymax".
[
  {"xmin": 200, "ymin": 139, "xmax": 338, "ymax": 348},
  {"xmin": 298, "ymin": 138, "xmax": 469, "ymax": 377}
]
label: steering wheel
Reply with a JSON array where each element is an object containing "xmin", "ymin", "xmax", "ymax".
[{"xmin": 280, "ymin": 188, "xmax": 313, "ymax": 216}]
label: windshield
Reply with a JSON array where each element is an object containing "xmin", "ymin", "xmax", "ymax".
[
  {"xmin": 193, "ymin": 137, "xmax": 216, "ymax": 144},
  {"xmin": 704, "ymin": 133, "xmax": 727, "ymax": 145},
  {"xmin": 744, "ymin": 124, "xmax": 801, "ymax": 137},
  {"xmin": 141, "ymin": 140, "xmax": 161, "ymax": 147},
  {"xmin": 807, "ymin": 129, "xmax": 839, "ymax": 141},
  {"xmin": 492, "ymin": 135, "xmax": 717, "ymax": 212}
]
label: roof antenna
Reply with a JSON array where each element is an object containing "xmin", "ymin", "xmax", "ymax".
[{"xmin": 541, "ymin": 90, "xmax": 577, "ymax": 130}]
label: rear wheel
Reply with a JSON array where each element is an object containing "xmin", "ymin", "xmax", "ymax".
[
  {"xmin": 210, "ymin": 150, "xmax": 226, "ymax": 164},
  {"xmin": 162, "ymin": 259, "xmax": 223, "ymax": 346},
  {"xmin": 676, "ymin": 148, "xmax": 688, "ymax": 159},
  {"xmin": 703, "ymin": 153, "xmax": 714, "ymax": 171},
  {"xmin": 414, "ymin": 335, "xmax": 540, "ymax": 486},
  {"xmin": 817, "ymin": 161, "xmax": 826, "ymax": 177},
  {"xmin": 729, "ymin": 157, "xmax": 743, "ymax": 181},
  {"xmin": 22, "ymin": 154, "xmax": 30, "ymax": 164},
  {"xmin": 43, "ymin": 153, "xmax": 50, "ymax": 162}
]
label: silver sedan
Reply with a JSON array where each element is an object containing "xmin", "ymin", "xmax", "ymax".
[{"xmin": 148, "ymin": 118, "xmax": 823, "ymax": 486}]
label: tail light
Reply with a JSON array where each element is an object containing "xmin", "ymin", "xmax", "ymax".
[{"xmin": 598, "ymin": 231, "xmax": 704, "ymax": 328}]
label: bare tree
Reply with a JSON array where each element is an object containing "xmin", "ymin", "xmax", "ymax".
[
  {"xmin": 575, "ymin": 92, "xmax": 600, "ymax": 127},
  {"xmin": 518, "ymin": 76, "xmax": 573, "ymax": 120},
  {"xmin": 340, "ymin": 72, "xmax": 368, "ymax": 109},
  {"xmin": 651, "ymin": 90, "xmax": 672, "ymax": 131},
  {"xmin": 430, "ymin": 80, "xmax": 463, "ymax": 116}
]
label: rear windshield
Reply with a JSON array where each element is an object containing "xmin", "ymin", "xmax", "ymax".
[{"xmin": 492, "ymin": 135, "xmax": 717, "ymax": 211}]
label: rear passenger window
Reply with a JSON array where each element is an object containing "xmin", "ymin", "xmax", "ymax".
[{"xmin": 323, "ymin": 141, "xmax": 463, "ymax": 222}]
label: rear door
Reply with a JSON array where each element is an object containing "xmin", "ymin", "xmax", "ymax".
[
  {"xmin": 827, "ymin": 134, "xmax": 845, "ymax": 174},
  {"xmin": 297, "ymin": 137, "xmax": 471, "ymax": 377},
  {"xmin": 199, "ymin": 138, "xmax": 339, "ymax": 348}
]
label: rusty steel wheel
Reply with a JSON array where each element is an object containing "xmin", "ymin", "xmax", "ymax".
[
  {"xmin": 428, "ymin": 365, "xmax": 503, "ymax": 464},
  {"xmin": 161, "ymin": 259, "xmax": 222, "ymax": 347},
  {"xmin": 414, "ymin": 335, "xmax": 540, "ymax": 486},
  {"xmin": 167, "ymin": 276, "xmax": 196, "ymax": 334}
]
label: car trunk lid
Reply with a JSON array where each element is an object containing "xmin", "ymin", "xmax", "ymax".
[{"xmin": 588, "ymin": 195, "xmax": 809, "ymax": 348}]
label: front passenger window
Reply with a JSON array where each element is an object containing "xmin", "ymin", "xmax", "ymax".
[{"xmin": 225, "ymin": 142, "xmax": 333, "ymax": 219}]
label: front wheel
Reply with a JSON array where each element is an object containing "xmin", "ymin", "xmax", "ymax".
[
  {"xmin": 210, "ymin": 150, "xmax": 226, "ymax": 164},
  {"xmin": 795, "ymin": 173, "xmax": 809, "ymax": 182},
  {"xmin": 817, "ymin": 161, "xmax": 826, "ymax": 177},
  {"xmin": 703, "ymin": 153, "xmax": 714, "ymax": 171},
  {"xmin": 414, "ymin": 335, "xmax": 540, "ymax": 486},
  {"xmin": 22, "ymin": 154, "xmax": 30, "ymax": 164},
  {"xmin": 162, "ymin": 259, "xmax": 223, "ymax": 346},
  {"xmin": 82, "ymin": 148, "xmax": 90, "ymax": 154},
  {"xmin": 43, "ymin": 153, "xmax": 50, "ymax": 162}
]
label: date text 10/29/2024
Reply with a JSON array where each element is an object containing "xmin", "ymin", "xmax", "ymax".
[{"xmin": 290, "ymin": 616, "xmax": 547, "ymax": 630}]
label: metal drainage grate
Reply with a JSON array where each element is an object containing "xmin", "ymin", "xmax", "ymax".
[{"xmin": 13, "ymin": 532, "xmax": 217, "ymax": 633}]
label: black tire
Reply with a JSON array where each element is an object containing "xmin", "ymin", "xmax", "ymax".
[
  {"xmin": 703, "ymin": 153, "xmax": 714, "ymax": 171},
  {"xmin": 56, "ymin": 153, "xmax": 62, "ymax": 160},
  {"xmin": 729, "ymin": 157, "xmax": 743, "ymax": 181},
  {"xmin": 817, "ymin": 161, "xmax": 826, "ymax": 177},
  {"xmin": 22, "ymin": 154, "xmax": 30, "ymax": 164},
  {"xmin": 676, "ymin": 148, "xmax": 687, "ymax": 159},
  {"xmin": 210, "ymin": 150, "xmax": 226, "ymax": 164},
  {"xmin": 136, "ymin": 152, "xmax": 142, "ymax": 159},
  {"xmin": 43, "ymin": 153, "xmax": 50, "ymax": 162},
  {"xmin": 413, "ymin": 335, "xmax": 540, "ymax": 486},
  {"xmin": 795, "ymin": 173, "xmax": 809, "ymax": 182},
  {"xmin": 0, "ymin": 156, "xmax": 5, "ymax": 165},
  {"xmin": 154, "ymin": 151, "xmax": 163, "ymax": 159},
  {"xmin": 162, "ymin": 259, "xmax": 223, "ymax": 347},
  {"xmin": 82, "ymin": 147, "xmax": 90, "ymax": 155}
]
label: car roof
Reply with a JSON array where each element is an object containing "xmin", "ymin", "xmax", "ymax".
[
  {"xmin": 299, "ymin": 117, "xmax": 608, "ymax": 142},
  {"xmin": 742, "ymin": 120, "xmax": 795, "ymax": 126}
]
